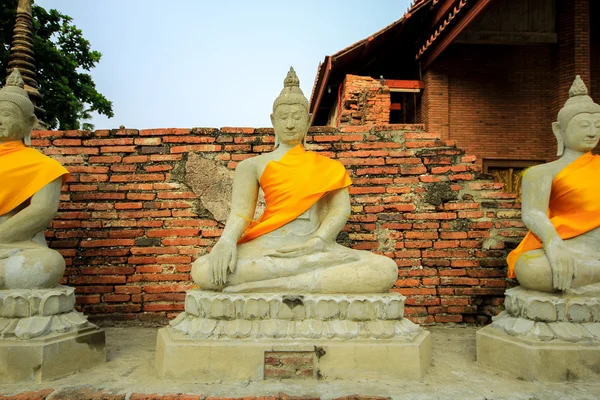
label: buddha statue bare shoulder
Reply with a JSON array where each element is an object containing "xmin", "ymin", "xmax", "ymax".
[
  {"xmin": 508, "ymin": 76, "xmax": 600, "ymax": 293},
  {"xmin": 0, "ymin": 69, "xmax": 69, "ymax": 289},
  {"xmin": 191, "ymin": 67, "xmax": 397, "ymax": 294}
]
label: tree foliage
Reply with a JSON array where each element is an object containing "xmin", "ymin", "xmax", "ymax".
[{"xmin": 0, "ymin": 0, "xmax": 113, "ymax": 130}]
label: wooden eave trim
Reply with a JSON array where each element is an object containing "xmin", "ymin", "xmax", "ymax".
[
  {"xmin": 416, "ymin": 0, "xmax": 469, "ymax": 61},
  {"xmin": 431, "ymin": 0, "xmax": 458, "ymax": 28},
  {"xmin": 420, "ymin": 0, "xmax": 493, "ymax": 69}
]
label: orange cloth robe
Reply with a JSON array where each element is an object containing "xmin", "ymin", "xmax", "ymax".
[
  {"xmin": 506, "ymin": 152, "xmax": 600, "ymax": 278},
  {"xmin": 238, "ymin": 144, "xmax": 352, "ymax": 244},
  {"xmin": 0, "ymin": 140, "xmax": 70, "ymax": 216}
]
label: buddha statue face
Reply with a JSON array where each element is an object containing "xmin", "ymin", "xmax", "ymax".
[
  {"xmin": 0, "ymin": 101, "xmax": 27, "ymax": 143},
  {"xmin": 562, "ymin": 112, "xmax": 600, "ymax": 153},
  {"xmin": 552, "ymin": 76, "xmax": 600, "ymax": 156},
  {"xmin": 271, "ymin": 103, "xmax": 310, "ymax": 147}
]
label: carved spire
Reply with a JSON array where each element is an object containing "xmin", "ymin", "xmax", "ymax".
[{"xmin": 7, "ymin": 0, "xmax": 44, "ymax": 119}]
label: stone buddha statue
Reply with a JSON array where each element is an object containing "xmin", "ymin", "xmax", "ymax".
[
  {"xmin": 0, "ymin": 69, "xmax": 69, "ymax": 289},
  {"xmin": 508, "ymin": 76, "xmax": 600, "ymax": 293},
  {"xmin": 191, "ymin": 67, "xmax": 397, "ymax": 293}
]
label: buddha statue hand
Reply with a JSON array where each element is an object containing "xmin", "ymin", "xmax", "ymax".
[
  {"xmin": 264, "ymin": 236, "xmax": 326, "ymax": 258},
  {"xmin": 545, "ymin": 237, "xmax": 576, "ymax": 291},
  {"xmin": 209, "ymin": 237, "xmax": 238, "ymax": 285}
]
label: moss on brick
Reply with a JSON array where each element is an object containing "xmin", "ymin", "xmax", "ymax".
[{"xmin": 423, "ymin": 182, "xmax": 458, "ymax": 207}]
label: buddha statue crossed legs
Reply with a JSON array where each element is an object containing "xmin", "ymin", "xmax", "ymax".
[
  {"xmin": 508, "ymin": 76, "xmax": 600, "ymax": 292},
  {"xmin": 191, "ymin": 68, "xmax": 397, "ymax": 293},
  {"xmin": 0, "ymin": 69, "xmax": 69, "ymax": 289}
]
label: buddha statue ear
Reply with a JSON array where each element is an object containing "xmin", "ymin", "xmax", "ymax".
[
  {"xmin": 270, "ymin": 113, "xmax": 279, "ymax": 148},
  {"xmin": 302, "ymin": 112, "xmax": 312, "ymax": 147},
  {"xmin": 23, "ymin": 128, "xmax": 31, "ymax": 146},
  {"xmin": 22, "ymin": 113, "xmax": 37, "ymax": 146},
  {"xmin": 552, "ymin": 122, "xmax": 564, "ymax": 156}
]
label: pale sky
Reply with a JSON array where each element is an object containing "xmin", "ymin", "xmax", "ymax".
[{"xmin": 35, "ymin": 0, "xmax": 412, "ymax": 129}]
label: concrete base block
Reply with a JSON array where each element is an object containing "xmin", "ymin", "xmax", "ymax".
[
  {"xmin": 476, "ymin": 325, "xmax": 600, "ymax": 382},
  {"xmin": 0, "ymin": 327, "xmax": 106, "ymax": 383},
  {"xmin": 156, "ymin": 326, "xmax": 431, "ymax": 382}
]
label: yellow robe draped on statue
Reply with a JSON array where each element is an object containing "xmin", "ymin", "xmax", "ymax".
[
  {"xmin": 238, "ymin": 144, "xmax": 352, "ymax": 244},
  {"xmin": 507, "ymin": 152, "xmax": 600, "ymax": 278},
  {"xmin": 0, "ymin": 140, "xmax": 70, "ymax": 216}
]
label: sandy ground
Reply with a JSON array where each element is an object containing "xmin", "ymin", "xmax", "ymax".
[{"xmin": 1, "ymin": 326, "xmax": 599, "ymax": 400}]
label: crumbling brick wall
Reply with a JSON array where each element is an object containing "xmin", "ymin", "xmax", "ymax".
[
  {"xmin": 335, "ymin": 75, "xmax": 390, "ymax": 127},
  {"xmin": 33, "ymin": 124, "xmax": 526, "ymax": 326}
]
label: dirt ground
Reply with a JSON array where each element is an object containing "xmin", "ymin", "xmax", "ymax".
[{"xmin": 1, "ymin": 326, "xmax": 599, "ymax": 400}]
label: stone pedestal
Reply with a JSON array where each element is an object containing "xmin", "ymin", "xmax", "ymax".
[
  {"xmin": 0, "ymin": 286, "xmax": 106, "ymax": 383},
  {"xmin": 156, "ymin": 290, "xmax": 431, "ymax": 381},
  {"xmin": 477, "ymin": 286, "xmax": 600, "ymax": 382}
]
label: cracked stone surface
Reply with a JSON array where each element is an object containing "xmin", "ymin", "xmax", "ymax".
[
  {"xmin": 185, "ymin": 154, "xmax": 265, "ymax": 222},
  {"xmin": 491, "ymin": 286, "xmax": 600, "ymax": 342}
]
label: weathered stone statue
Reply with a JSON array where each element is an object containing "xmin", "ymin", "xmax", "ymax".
[
  {"xmin": 477, "ymin": 76, "xmax": 600, "ymax": 382},
  {"xmin": 157, "ymin": 68, "xmax": 430, "ymax": 383},
  {"xmin": 507, "ymin": 75, "xmax": 600, "ymax": 293},
  {"xmin": 0, "ymin": 69, "xmax": 68, "ymax": 289},
  {"xmin": 0, "ymin": 69, "xmax": 105, "ymax": 383},
  {"xmin": 191, "ymin": 67, "xmax": 397, "ymax": 294}
]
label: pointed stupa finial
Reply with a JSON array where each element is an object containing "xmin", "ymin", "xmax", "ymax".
[{"xmin": 6, "ymin": 0, "xmax": 44, "ymax": 123}]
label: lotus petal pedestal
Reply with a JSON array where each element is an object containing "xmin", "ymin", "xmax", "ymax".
[
  {"xmin": 477, "ymin": 286, "xmax": 600, "ymax": 382},
  {"xmin": 0, "ymin": 286, "xmax": 106, "ymax": 383},
  {"xmin": 156, "ymin": 290, "xmax": 431, "ymax": 382}
]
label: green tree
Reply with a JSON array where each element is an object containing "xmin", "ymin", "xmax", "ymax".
[{"xmin": 0, "ymin": 0, "xmax": 113, "ymax": 130}]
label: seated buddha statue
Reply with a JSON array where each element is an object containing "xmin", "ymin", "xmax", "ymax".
[
  {"xmin": 191, "ymin": 67, "xmax": 397, "ymax": 293},
  {"xmin": 508, "ymin": 76, "xmax": 600, "ymax": 292},
  {"xmin": 0, "ymin": 69, "xmax": 69, "ymax": 289}
]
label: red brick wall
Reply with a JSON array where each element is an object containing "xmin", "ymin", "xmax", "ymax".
[
  {"xmin": 591, "ymin": 0, "xmax": 600, "ymax": 100},
  {"xmin": 422, "ymin": 70, "xmax": 449, "ymax": 140},
  {"xmin": 32, "ymin": 125, "xmax": 524, "ymax": 326},
  {"xmin": 424, "ymin": 44, "xmax": 557, "ymax": 164},
  {"xmin": 555, "ymin": 0, "xmax": 591, "ymax": 112},
  {"xmin": 336, "ymin": 75, "xmax": 390, "ymax": 127}
]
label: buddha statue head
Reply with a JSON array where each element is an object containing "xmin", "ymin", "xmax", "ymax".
[
  {"xmin": 552, "ymin": 76, "xmax": 600, "ymax": 156},
  {"xmin": 271, "ymin": 67, "xmax": 312, "ymax": 148},
  {"xmin": 0, "ymin": 69, "xmax": 35, "ymax": 146}
]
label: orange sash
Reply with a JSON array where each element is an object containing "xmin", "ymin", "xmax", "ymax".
[
  {"xmin": 0, "ymin": 141, "xmax": 69, "ymax": 216},
  {"xmin": 238, "ymin": 145, "xmax": 352, "ymax": 243},
  {"xmin": 507, "ymin": 152, "xmax": 600, "ymax": 277}
]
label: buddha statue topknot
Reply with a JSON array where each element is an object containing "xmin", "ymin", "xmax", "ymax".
[
  {"xmin": 0, "ymin": 69, "xmax": 69, "ymax": 289},
  {"xmin": 191, "ymin": 67, "xmax": 398, "ymax": 293}
]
